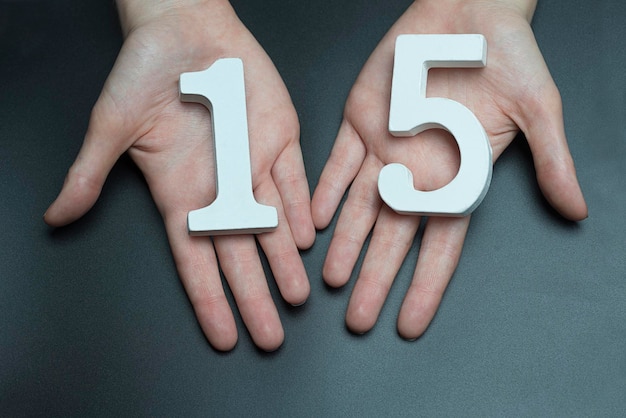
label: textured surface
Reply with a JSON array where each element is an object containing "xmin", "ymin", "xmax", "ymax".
[{"xmin": 1, "ymin": 0, "xmax": 625, "ymax": 416}]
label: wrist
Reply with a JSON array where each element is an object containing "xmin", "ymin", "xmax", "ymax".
[
  {"xmin": 115, "ymin": 0, "xmax": 230, "ymax": 37},
  {"xmin": 412, "ymin": 0, "xmax": 537, "ymax": 24},
  {"xmin": 501, "ymin": 0, "xmax": 537, "ymax": 21}
]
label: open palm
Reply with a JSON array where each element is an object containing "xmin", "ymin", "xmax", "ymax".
[
  {"xmin": 312, "ymin": 0, "xmax": 587, "ymax": 339},
  {"xmin": 45, "ymin": 1, "xmax": 315, "ymax": 351}
]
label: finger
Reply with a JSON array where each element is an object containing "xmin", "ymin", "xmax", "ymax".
[
  {"xmin": 311, "ymin": 119, "xmax": 366, "ymax": 229},
  {"xmin": 164, "ymin": 211, "xmax": 238, "ymax": 352},
  {"xmin": 272, "ymin": 142, "xmax": 315, "ymax": 250},
  {"xmin": 515, "ymin": 81, "xmax": 588, "ymax": 221},
  {"xmin": 213, "ymin": 235, "xmax": 284, "ymax": 352},
  {"xmin": 256, "ymin": 179, "xmax": 310, "ymax": 307},
  {"xmin": 322, "ymin": 156, "xmax": 383, "ymax": 288},
  {"xmin": 345, "ymin": 205, "xmax": 421, "ymax": 334},
  {"xmin": 397, "ymin": 216, "xmax": 470, "ymax": 340},
  {"xmin": 44, "ymin": 91, "xmax": 130, "ymax": 227}
]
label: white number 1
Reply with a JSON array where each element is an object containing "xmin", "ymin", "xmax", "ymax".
[
  {"xmin": 378, "ymin": 34, "xmax": 493, "ymax": 217},
  {"xmin": 180, "ymin": 58, "xmax": 278, "ymax": 236}
]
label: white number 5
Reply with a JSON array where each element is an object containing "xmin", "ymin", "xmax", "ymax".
[{"xmin": 378, "ymin": 34, "xmax": 492, "ymax": 217}]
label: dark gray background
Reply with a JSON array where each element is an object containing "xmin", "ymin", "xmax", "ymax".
[{"xmin": 1, "ymin": 0, "xmax": 625, "ymax": 416}]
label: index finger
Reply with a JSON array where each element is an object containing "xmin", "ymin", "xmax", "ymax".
[{"xmin": 311, "ymin": 119, "xmax": 367, "ymax": 229}]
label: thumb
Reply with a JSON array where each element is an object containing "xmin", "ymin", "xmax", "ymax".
[
  {"xmin": 517, "ymin": 82, "xmax": 588, "ymax": 221},
  {"xmin": 44, "ymin": 94, "xmax": 131, "ymax": 227}
]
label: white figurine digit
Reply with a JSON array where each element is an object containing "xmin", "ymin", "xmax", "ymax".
[
  {"xmin": 180, "ymin": 58, "xmax": 278, "ymax": 235},
  {"xmin": 378, "ymin": 34, "xmax": 492, "ymax": 217}
]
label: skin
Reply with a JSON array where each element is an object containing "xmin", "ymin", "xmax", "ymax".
[
  {"xmin": 45, "ymin": 0, "xmax": 587, "ymax": 350},
  {"xmin": 44, "ymin": 0, "xmax": 315, "ymax": 352},
  {"xmin": 311, "ymin": 0, "xmax": 588, "ymax": 339}
]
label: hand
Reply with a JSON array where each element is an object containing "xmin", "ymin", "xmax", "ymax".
[
  {"xmin": 44, "ymin": 0, "xmax": 315, "ymax": 351},
  {"xmin": 311, "ymin": 0, "xmax": 587, "ymax": 339}
]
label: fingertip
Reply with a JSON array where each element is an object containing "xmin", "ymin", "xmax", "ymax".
[
  {"xmin": 281, "ymin": 198, "xmax": 316, "ymax": 249},
  {"xmin": 43, "ymin": 170, "xmax": 103, "ymax": 227},
  {"xmin": 202, "ymin": 320, "xmax": 238, "ymax": 352},
  {"xmin": 397, "ymin": 307, "xmax": 430, "ymax": 341},
  {"xmin": 283, "ymin": 276, "xmax": 311, "ymax": 307},
  {"xmin": 322, "ymin": 259, "xmax": 351, "ymax": 289},
  {"xmin": 193, "ymin": 299, "xmax": 239, "ymax": 352},
  {"xmin": 396, "ymin": 286, "xmax": 442, "ymax": 341},
  {"xmin": 294, "ymin": 220, "xmax": 316, "ymax": 250},
  {"xmin": 536, "ymin": 158, "xmax": 589, "ymax": 221},
  {"xmin": 290, "ymin": 297, "xmax": 308, "ymax": 308},
  {"xmin": 345, "ymin": 304, "xmax": 376, "ymax": 335},
  {"xmin": 346, "ymin": 324, "xmax": 370, "ymax": 336},
  {"xmin": 254, "ymin": 324, "xmax": 285, "ymax": 353},
  {"xmin": 555, "ymin": 184, "xmax": 588, "ymax": 221},
  {"xmin": 552, "ymin": 192, "xmax": 588, "ymax": 222},
  {"xmin": 43, "ymin": 208, "xmax": 54, "ymax": 227},
  {"xmin": 311, "ymin": 190, "xmax": 335, "ymax": 230},
  {"xmin": 44, "ymin": 200, "xmax": 72, "ymax": 228},
  {"xmin": 283, "ymin": 204, "xmax": 317, "ymax": 251},
  {"xmin": 234, "ymin": 290, "xmax": 285, "ymax": 352},
  {"xmin": 322, "ymin": 231, "xmax": 365, "ymax": 289},
  {"xmin": 396, "ymin": 312, "xmax": 428, "ymax": 342},
  {"xmin": 344, "ymin": 275, "xmax": 387, "ymax": 335},
  {"xmin": 572, "ymin": 203, "xmax": 589, "ymax": 221},
  {"xmin": 210, "ymin": 333, "xmax": 239, "ymax": 352}
]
